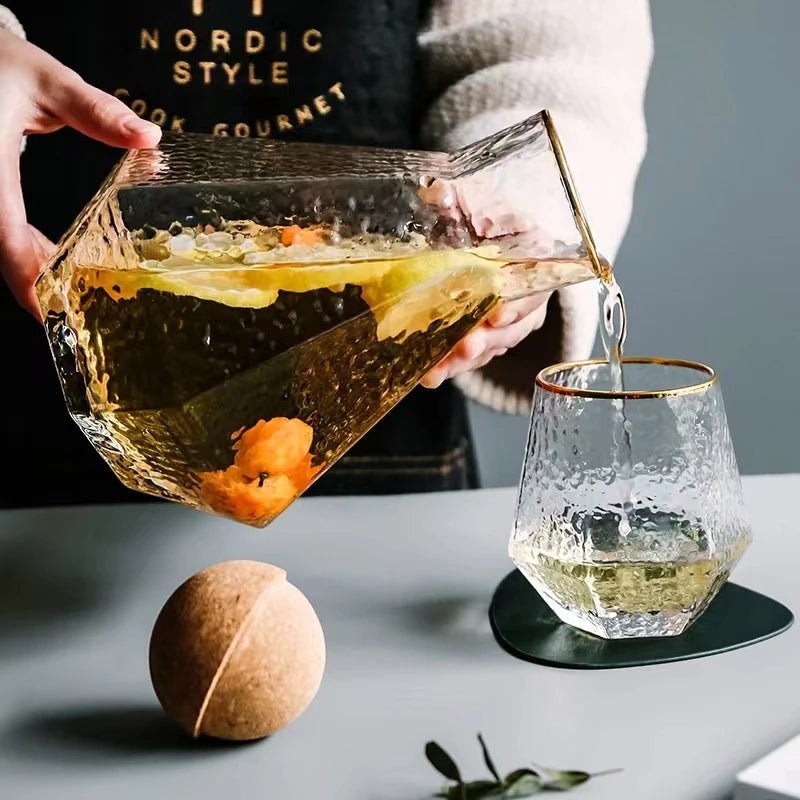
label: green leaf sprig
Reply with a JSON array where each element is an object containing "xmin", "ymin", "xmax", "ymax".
[{"xmin": 425, "ymin": 735, "xmax": 621, "ymax": 798}]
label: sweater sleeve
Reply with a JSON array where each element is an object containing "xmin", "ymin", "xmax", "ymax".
[
  {"xmin": 419, "ymin": 0, "xmax": 653, "ymax": 414},
  {"xmin": 0, "ymin": 5, "xmax": 23, "ymax": 37}
]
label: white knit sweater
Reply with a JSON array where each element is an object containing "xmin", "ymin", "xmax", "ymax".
[
  {"xmin": 0, "ymin": 1, "xmax": 653, "ymax": 414},
  {"xmin": 420, "ymin": 0, "xmax": 652, "ymax": 412}
]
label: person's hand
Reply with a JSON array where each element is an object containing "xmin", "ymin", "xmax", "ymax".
[
  {"xmin": 420, "ymin": 293, "xmax": 550, "ymax": 388},
  {"xmin": 0, "ymin": 29, "xmax": 161, "ymax": 316},
  {"xmin": 417, "ymin": 176, "xmax": 553, "ymax": 388}
]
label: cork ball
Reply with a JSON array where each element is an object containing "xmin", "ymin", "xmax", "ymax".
[{"xmin": 149, "ymin": 560, "xmax": 325, "ymax": 741}]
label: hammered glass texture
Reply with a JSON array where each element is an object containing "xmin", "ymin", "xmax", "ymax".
[
  {"xmin": 35, "ymin": 112, "xmax": 603, "ymax": 525},
  {"xmin": 41, "ymin": 114, "xmax": 598, "ymax": 306},
  {"xmin": 511, "ymin": 362, "xmax": 751, "ymax": 639}
]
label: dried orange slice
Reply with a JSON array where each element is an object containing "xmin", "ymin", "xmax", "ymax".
[
  {"xmin": 233, "ymin": 418, "xmax": 313, "ymax": 477},
  {"xmin": 284, "ymin": 453, "xmax": 323, "ymax": 492},
  {"xmin": 199, "ymin": 467, "xmax": 296, "ymax": 524}
]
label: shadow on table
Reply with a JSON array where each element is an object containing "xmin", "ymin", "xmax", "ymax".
[
  {"xmin": 412, "ymin": 596, "xmax": 494, "ymax": 639},
  {"xmin": 399, "ymin": 596, "xmax": 501, "ymax": 659},
  {"xmin": 0, "ymin": 504, "xmax": 169, "ymax": 656},
  {"xmin": 2, "ymin": 703, "xmax": 259, "ymax": 763}
]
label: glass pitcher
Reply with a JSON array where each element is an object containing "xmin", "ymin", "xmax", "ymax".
[{"xmin": 36, "ymin": 110, "xmax": 608, "ymax": 527}]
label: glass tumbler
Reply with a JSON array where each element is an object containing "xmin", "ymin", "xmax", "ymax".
[{"xmin": 510, "ymin": 358, "xmax": 751, "ymax": 639}]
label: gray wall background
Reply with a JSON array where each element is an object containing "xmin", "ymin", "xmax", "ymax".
[{"xmin": 471, "ymin": 0, "xmax": 800, "ymax": 487}]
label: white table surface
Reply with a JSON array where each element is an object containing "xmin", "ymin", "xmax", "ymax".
[{"xmin": 0, "ymin": 474, "xmax": 798, "ymax": 800}]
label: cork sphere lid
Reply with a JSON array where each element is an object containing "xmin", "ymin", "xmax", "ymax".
[{"xmin": 149, "ymin": 560, "xmax": 326, "ymax": 740}]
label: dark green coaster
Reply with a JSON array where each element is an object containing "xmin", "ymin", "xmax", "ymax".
[{"xmin": 489, "ymin": 570, "xmax": 793, "ymax": 670}]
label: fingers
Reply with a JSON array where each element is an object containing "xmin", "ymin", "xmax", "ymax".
[
  {"xmin": 30, "ymin": 225, "xmax": 56, "ymax": 258},
  {"xmin": 420, "ymin": 295, "xmax": 552, "ymax": 389},
  {"xmin": 43, "ymin": 70, "xmax": 161, "ymax": 149},
  {"xmin": 0, "ymin": 35, "xmax": 160, "ymax": 318},
  {"xmin": 421, "ymin": 344, "xmax": 508, "ymax": 389},
  {"xmin": 0, "ymin": 135, "xmax": 34, "ymax": 308},
  {"xmin": 420, "ymin": 328, "xmax": 495, "ymax": 389},
  {"xmin": 0, "ymin": 225, "xmax": 49, "ymax": 317},
  {"xmin": 419, "ymin": 368, "xmax": 446, "ymax": 389},
  {"xmin": 477, "ymin": 304, "xmax": 549, "ymax": 351},
  {"xmin": 22, "ymin": 226, "xmax": 55, "ymax": 320},
  {"xmin": 486, "ymin": 293, "xmax": 549, "ymax": 328},
  {"xmin": 0, "ymin": 133, "xmax": 25, "ymax": 230}
]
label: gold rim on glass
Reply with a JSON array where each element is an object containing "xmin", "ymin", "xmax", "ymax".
[{"xmin": 535, "ymin": 357, "xmax": 718, "ymax": 400}]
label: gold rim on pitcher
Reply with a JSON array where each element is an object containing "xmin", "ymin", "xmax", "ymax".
[
  {"xmin": 535, "ymin": 357, "xmax": 718, "ymax": 400},
  {"xmin": 541, "ymin": 109, "xmax": 612, "ymax": 284}
]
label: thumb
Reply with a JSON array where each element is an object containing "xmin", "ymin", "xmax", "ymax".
[
  {"xmin": 0, "ymin": 135, "xmax": 41, "ymax": 315},
  {"xmin": 0, "ymin": 225, "xmax": 50, "ymax": 318},
  {"xmin": 11, "ymin": 226, "xmax": 54, "ymax": 320},
  {"xmin": 44, "ymin": 70, "xmax": 161, "ymax": 150},
  {"xmin": 0, "ymin": 135, "xmax": 57, "ymax": 317}
]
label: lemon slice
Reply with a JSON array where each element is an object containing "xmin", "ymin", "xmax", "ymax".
[
  {"xmin": 80, "ymin": 267, "xmax": 278, "ymax": 308},
  {"xmin": 80, "ymin": 246, "xmax": 505, "ymax": 317},
  {"xmin": 361, "ymin": 247, "xmax": 505, "ymax": 340},
  {"xmin": 368, "ymin": 264, "xmax": 504, "ymax": 341},
  {"xmin": 81, "ymin": 261, "xmax": 393, "ymax": 308},
  {"xmin": 146, "ymin": 270, "xmax": 282, "ymax": 308}
]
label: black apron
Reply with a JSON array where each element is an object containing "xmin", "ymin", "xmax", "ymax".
[{"xmin": 0, "ymin": 0, "xmax": 478, "ymax": 508}]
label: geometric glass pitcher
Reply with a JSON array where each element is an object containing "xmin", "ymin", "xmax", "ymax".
[{"xmin": 36, "ymin": 110, "xmax": 608, "ymax": 527}]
